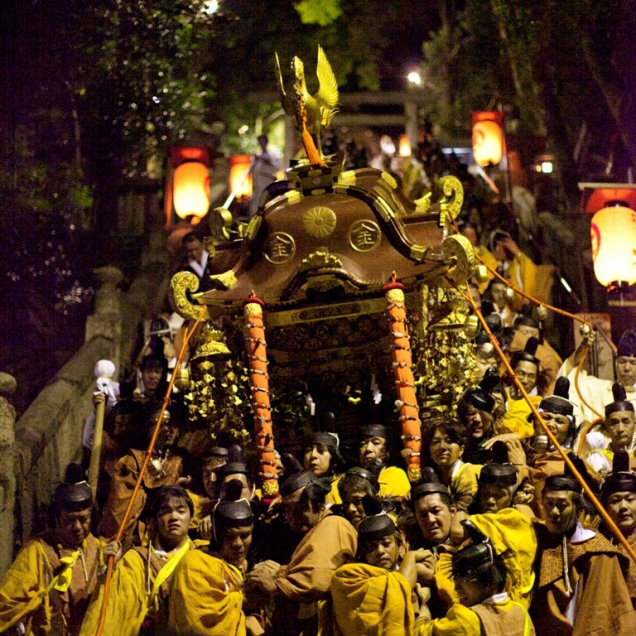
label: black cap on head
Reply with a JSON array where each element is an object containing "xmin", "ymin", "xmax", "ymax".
[
  {"xmin": 53, "ymin": 463, "xmax": 93, "ymax": 512},
  {"xmin": 601, "ymin": 450, "xmax": 636, "ymax": 501},
  {"xmin": 363, "ymin": 424, "xmax": 387, "ymax": 440},
  {"xmin": 412, "ymin": 467, "xmax": 450, "ymax": 501},
  {"xmin": 514, "ymin": 302, "xmax": 540, "ymax": 330},
  {"xmin": 220, "ymin": 462, "xmax": 250, "ymax": 478},
  {"xmin": 280, "ymin": 470, "xmax": 317, "ymax": 497},
  {"xmin": 544, "ymin": 473, "xmax": 582, "ymax": 494},
  {"xmin": 358, "ymin": 495, "xmax": 396, "ymax": 541},
  {"xmin": 481, "ymin": 301, "xmax": 503, "ymax": 336},
  {"xmin": 537, "ymin": 377, "xmax": 575, "ymax": 418},
  {"xmin": 617, "ymin": 330, "xmax": 636, "ymax": 358},
  {"xmin": 463, "ymin": 388, "xmax": 495, "ymax": 413},
  {"xmin": 412, "ymin": 481, "xmax": 450, "ymax": 501},
  {"xmin": 345, "ymin": 466, "xmax": 379, "ymax": 493},
  {"xmin": 480, "ymin": 368, "xmax": 501, "ymax": 393},
  {"xmin": 308, "ymin": 431, "xmax": 339, "ymax": 452},
  {"xmin": 203, "ymin": 447, "xmax": 229, "ymax": 466},
  {"xmin": 358, "ymin": 513, "xmax": 396, "ymax": 542},
  {"xmin": 511, "ymin": 336, "xmax": 540, "ymax": 369},
  {"xmin": 213, "ymin": 479, "xmax": 253, "ymax": 540},
  {"xmin": 451, "ymin": 521, "xmax": 494, "ymax": 576},
  {"xmin": 606, "ymin": 382, "xmax": 635, "ymax": 416},
  {"xmin": 478, "ymin": 463, "xmax": 517, "ymax": 487},
  {"xmin": 475, "ymin": 331, "xmax": 491, "ymax": 347}
]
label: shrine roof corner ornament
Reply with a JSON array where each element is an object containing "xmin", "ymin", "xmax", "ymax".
[{"xmin": 170, "ymin": 46, "xmax": 474, "ymax": 319}]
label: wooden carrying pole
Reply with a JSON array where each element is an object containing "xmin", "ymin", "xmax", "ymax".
[
  {"xmin": 456, "ymin": 280, "xmax": 636, "ymax": 565},
  {"xmin": 94, "ymin": 307, "xmax": 207, "ymax": 636},
  {"xmin": 244, "ymin": 293, "xmax": 278, "ymax": 498},
  {"xmin": 384, "ymin": 274, "xmax": 422, "ymax": 483},
  {"xmin": 88, "ymin": 396, "xmax": 106, "ymax": 500}
]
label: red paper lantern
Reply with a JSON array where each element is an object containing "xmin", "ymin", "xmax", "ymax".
[
  {"xmin": 591, "ymin": 204, "xmax": 636, "ymax": 287},
  {"xmin": 173, "ymin": 161, "xmax": 211, "ymax": 222},
  {"xmin": 472, "ymin": 112, "xmax": 504, "ymax": 167}
]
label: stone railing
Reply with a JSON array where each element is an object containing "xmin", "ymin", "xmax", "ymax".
[
  {"xmin": 2, "ymin": 230, "xmax": 171, "ymax": 576},
  {"xmin": 0, "ymin": 373, "xmax": 17, "ymax": 576}
]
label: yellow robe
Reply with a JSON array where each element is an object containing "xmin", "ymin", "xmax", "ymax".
[
  {"xmin": 502, "ymin": 391, "xmax": 540, "ymax": 440},
  {"xmin": 168, "ymin": 550, "xmax": 245, "ymax": 636},
  {"xmin": 326, "ymin": 466, "xmax": 411, "ymax": 506},
  {"xmin": 449, "ymin": 463, "xmax": 482, "ymax": 513},
  {"xmin": 0, "ymin": 534, "xmax": 101, "ymax": 636},
  {"xmin": 508, "ymin": 252, "xmax": 554, "ymax": 312},
  {"xmin": 434, "ymin": 509, "xmax": 537, "ymax": 614},
  {"xmin": 474, "ymin": 246, "xmax": 499, "ymax": 294},
  {"xmin": 79, "ymin": 540, "xmax": 194, "ymax": 636},
  {"xmin": 415, "ymin": 596, "xmax": 534, "ymax": 636},
  {"xmin": 327, "ymin": 563, "xmax": 413, "ymax": 636}
]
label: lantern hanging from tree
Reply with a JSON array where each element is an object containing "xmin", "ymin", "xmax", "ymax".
[
  {"xmin": 173, "ymin": 161, "xmax": 211, "ymax": 222},
  {"xmin": 229, "ymin": 155, "xmax": 253, "ymax": 199},
  {"xmin": 591, "ymin": 203, "xmax": 636, "ymax": 288},
  {"xmin": 472, "ymin": 112, "xmax": 503, "ymax": 167}
]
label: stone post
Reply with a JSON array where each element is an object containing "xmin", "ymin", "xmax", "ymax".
[
  {"xmin": 405, "ymin": 100, "xmax": 419, "ymax": 151},
  {"xmin": 85, "ymin": 266, "xmax": 124, "ymax": 375},
  {"xmin": 0, "ymin": 372, "xmax": 17, "ymax": 577}
]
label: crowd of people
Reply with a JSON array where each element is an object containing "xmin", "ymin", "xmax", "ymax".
[{"xmin": 2, "ymin": 307, "xmax": 636, "ymax": 636}]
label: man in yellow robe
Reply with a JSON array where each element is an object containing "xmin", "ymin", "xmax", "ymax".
[
  {"xmin": 328, "ymin": 502, "xmax": 426, "ymax": 635},
  {"xmin": 506, "ymin": 313, "xmax": 562, "ymax": 397},
  {"xmin": 412, "ymin": 477, "xmax": 536, "ymax": 616},
  {"xmin": 503, "ymin": 338, "xmax": 543, "ymax": 438},
  {"xmin": 415, "ymin": 520, "xmax": 535, "ymax": 635},
  {"xmin": 423, "ymin": 421, "xmax": 482, "ymax": 513},
  {"xmin": 489, "ymin": 231, "xmax": 553, "ymax": 311},
  {"xmin": 328, "ymin": 425, "xmax": 411, "ymax": 506},
  {"xmin": 168, "ymin": 479, "xmax": 254, "ymax": 635},
  {"xmin": 247, "ymin": 471, "xmax": 357, "ymax": 636},
  {"xmin": 331, "ymin": 467, "xmax": 379, "ymax": 529},
  {"xmin": 80, "ymin": 486, "xmax": 195, "ymax": 636},
  {"xmin": 0, "ymin": 467, "xmax": 101, "ymax": 636},
  {"xmin": 99, "ymin": 406, "xmax": 184, "ymax": 550}
]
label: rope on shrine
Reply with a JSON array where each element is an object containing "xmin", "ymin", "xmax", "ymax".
[
  {"xmin": 94, "ymin": 306, "xmax": 208, "ymax": 636},
  {"xmin": 450, "ymin": 218, "xmax": 606, "ymax": 421},
  {"xmin": 453, "ymin": 278, "xmax": 636, "ymax": 565}
]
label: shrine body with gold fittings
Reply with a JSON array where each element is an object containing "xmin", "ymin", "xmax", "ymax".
[{"xmin": 170, "ymin": 46, "xmax": 477, "ymax": 482}]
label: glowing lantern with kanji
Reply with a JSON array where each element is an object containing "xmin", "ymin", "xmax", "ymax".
[
  {"xmin": 229, "ymin": 155, "xmax": 253, "ymax": 199},
  {"xmin": 472, "ymin": 112, "xmax": 503, "ymax": 167},
  {"xmin": 591, "ymin": 204, "xmax": 636, "ymax": 287},
  {"xmin": 173, "ymin": 161, "xmax": 211, "ymax": 222}
]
